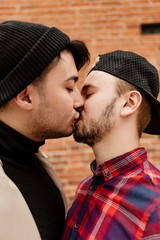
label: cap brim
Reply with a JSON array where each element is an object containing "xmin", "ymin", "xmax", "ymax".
[{"xmin": 143, "ymin": 92, "xmax": 160, "ymax": 135}]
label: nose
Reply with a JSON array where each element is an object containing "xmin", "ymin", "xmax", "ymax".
[{"xmin": 73, "ymin": 87, "xmax": 84, "ymax": 110}]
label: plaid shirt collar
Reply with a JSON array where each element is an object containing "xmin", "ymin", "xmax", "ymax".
[{"xmin": 90, "ymin": 147, "xmax": 147, "ymax": 181}]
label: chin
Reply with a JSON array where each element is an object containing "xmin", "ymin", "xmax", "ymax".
[{"xmin": 63, "ymin": 127, "xmax": 74, "ymax": 137}]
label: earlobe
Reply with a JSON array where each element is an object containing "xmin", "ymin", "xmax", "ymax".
[
  {"xmin": 14, "ymin": 87, "xmax": 32, "ymax": 110},
  {"xmin": 120, "ymin": 90, "xmax": 142, "ymax": 117}
]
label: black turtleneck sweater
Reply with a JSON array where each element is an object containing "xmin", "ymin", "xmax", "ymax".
[{"xmin": 0, "ymin": 121, "xmax": 65, "ymax": 240}]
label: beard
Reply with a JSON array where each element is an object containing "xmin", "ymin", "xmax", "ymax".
[
  {"xmin": 27, "ymin": 95, "xmax": 73, "ymax": 141},
  {"xmin": 73, "ymin": 97, "xmax": 117, "ymax": 146}
]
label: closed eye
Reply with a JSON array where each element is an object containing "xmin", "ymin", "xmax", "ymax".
[
  {"xmin": 82, "ymin": 92, "xmax": 93, "ymax": 99},
  {"xmin": 81, "ymin": 84, "xmax": 96, "ymax": 99},
  {"xmin": 67, "ymin": 88, "xmax": 74, "ymax": 93},
  {"xmin": 86, "ymin": 93, "xmax": 93, "ymax": 98}
]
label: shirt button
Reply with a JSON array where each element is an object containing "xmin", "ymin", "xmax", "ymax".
[
  {"xmin": 106, "ymin": 171, "xmax": 111, "ymax": 178},
  {"xmin": 89, "ymin": 186, "xmax": 95, "ymax": 191},
  {"xmin": 74, "ymin": 223, "xmax": 79, "ymax": 229}
]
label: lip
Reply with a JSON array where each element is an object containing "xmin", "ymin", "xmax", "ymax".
[
  {"xmin": 73, "ymin": 116, "xmax": 80, "ymax": 123},
  {"xmin": 72, "ymin": 117, "xmax": 79, "ymax": 127},
  {"xmin": 73, "ymin": 111, "xmax": 81, "ymax": 122},
  {"xmin": 73, "ymin": 119, "xmax": 79, "ymax": 124},
  {"xmin": 73, "ymin": 111, "xmax": 83, "ymax": 126},
  {"xmin": 74, "ymin": 116, "xmax": 82, "ymax": 126}
]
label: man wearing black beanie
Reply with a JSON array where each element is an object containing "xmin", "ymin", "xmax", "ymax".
[{"xmin": 0, "ymin": 20, "xmax": 90, "ymax": 240}]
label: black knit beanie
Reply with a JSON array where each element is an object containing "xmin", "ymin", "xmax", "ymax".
[{"xmin": 0, "ymin": 20, "xmax": 70, "ymax": 105}]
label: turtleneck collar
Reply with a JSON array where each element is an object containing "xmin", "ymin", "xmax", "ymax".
[{"xmin": 0, "ymin": 121, "xmax": 45, "ymax": 157}]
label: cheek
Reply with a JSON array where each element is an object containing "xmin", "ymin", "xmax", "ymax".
[
  {"xmin": 48, "ymin": 88, "xmax": 73, "ymax": 105},
  {"xmin": 84, "ymin": 96, "xmax": 102, "ymax": 113},
  {"xmin": 83, "ymin": 101, "xmax": 99, "ymax": 119},
  {"xmin": 83, "ymin": 96, "xmax": 109, "ymax": 122},
  {"xmin": 54, "ymin": 94, "xmax": 74, "ymax": 112}
]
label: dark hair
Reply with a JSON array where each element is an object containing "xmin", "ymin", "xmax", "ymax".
[
  {"xmin": 65, "ymin": 40, "xmax": 90, "ymax": 70},
  {"xmin": 32, "ymin": 39, "xmax": 90, "ymax": 89}
]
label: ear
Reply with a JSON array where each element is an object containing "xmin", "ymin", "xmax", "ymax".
[
  {"xmin": 120, "ymin": 90, "xmax": 142, "ymax": 117},
  {"xmin": 13, "ymin": 87, "xmax": 33, "ymax": 110}
]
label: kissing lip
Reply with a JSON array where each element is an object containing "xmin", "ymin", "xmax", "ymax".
[
  {"xmin": 73, "ymin": 111, "xmax": 83, "ymax": 125},
  {"xmin": 73, "ymin": 117, "xmax": 80, "ymax": 124},
  {"xmin": 74, "ymin": 115, "xmax": 82, "ymax": 125},
  {"xmin": 73, "ymin": 116, "xmax": 80, "ymax": 125}
]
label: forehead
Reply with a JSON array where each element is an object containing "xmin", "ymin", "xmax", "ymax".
[
  {"xmin": 46, "ymin": 50, "xmax": 78, "ymax": 79},
  {"xmin": 58, "ymin": 50, "xmax": 76, "ymax": 70},
  {"xmin": 84, "ymin": 70, "xmax": 119, "ymax": 88}
]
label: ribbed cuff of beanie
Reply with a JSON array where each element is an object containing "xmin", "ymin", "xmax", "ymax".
[{"xmin": 0, "ymin": 27, "xmax": 70, "ymax": 105}]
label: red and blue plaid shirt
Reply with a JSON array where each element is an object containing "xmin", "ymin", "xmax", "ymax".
[{"xmin": 62, "ymin": 148, "xmax": 160, "ymax": 240}]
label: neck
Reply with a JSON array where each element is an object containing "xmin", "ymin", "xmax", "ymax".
[{"xmin": 92, "ymin": 128, "xmax": 140, "ymax": 166}]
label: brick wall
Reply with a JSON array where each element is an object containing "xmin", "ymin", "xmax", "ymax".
[{"xmin": 1, "ymin": 0, "xmax": 160, "ymax": 207}]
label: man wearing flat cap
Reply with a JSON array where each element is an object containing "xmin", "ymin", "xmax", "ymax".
[
  {"xmin": 0, "ymin": 20, "xmax": 90, "ymax": 240},
  {"xmin": 62, "ymin": 50, "xmax": 160, "ymax": 239}
]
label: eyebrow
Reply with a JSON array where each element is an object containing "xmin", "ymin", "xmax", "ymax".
[{"xmin": 66, "ymin": 76, "xmax": 79, "ymax": 82}]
